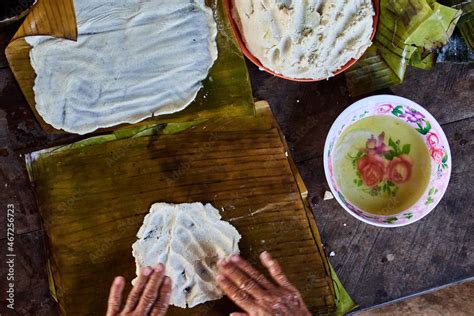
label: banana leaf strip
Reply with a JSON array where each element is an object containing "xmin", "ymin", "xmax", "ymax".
[
  {"xmin": 346, "ymin": 0, "xmax": 461, "ymax": 96},
  {"xmin": 410, "ymin": 47, "xmax": 436, "ymax": 69},
  {"xmin": 345, "ymin": 46, "xmax": 402, "ymax": 96}
]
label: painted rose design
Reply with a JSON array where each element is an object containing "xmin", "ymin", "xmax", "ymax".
[
  {"xmin": 425, "ymin": 131, "xmax": 448, "ymax": 172},
  {"xmin": 430, "ymin": 147, "xmax": 444, "ymax": 164},
  {"xmin": 350, "ymin": 132, "xmax": 413, "ymax": 197},
  {"xmin": 357, "ymin": 154, "xmax": 386, "ymax": 187},
  {"xmin": 376, "ymin": 104, "xmax": 394, "ymax": 114},
  {"xmin": 426, "ymin": 132, "xmax": 440, "ymax": 148},
  {"xmin": 387, "ymin": 155, "xmax": 412, "ymax": 184}
]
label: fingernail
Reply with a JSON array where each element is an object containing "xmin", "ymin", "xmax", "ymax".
[
  {"xmin": 261, "ymin": 251, "xmax": 271, "ymax": 260},
  {"xmin": 154, "ymin": 264, "xmax": 164, "ymax": 273},
  {"xmin": 114, "ymin": 276, "xmax": 123, "ymax": 285},
  {"xmin": 142, "ymin": 267, "xmax": 152, "ymax": 276},
  {"xmin": 216, "ymin": 274, "xmax": 225, "ymax": 282},
  {"xmin": 163, "ymin": 277, "xmax": 171, "ymax": 285},
  {"xmin": 230, "ymin": 255, "xmax": 240, "ymax": 263}
]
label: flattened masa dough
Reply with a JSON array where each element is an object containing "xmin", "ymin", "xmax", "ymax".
[
  {"xmin": 26, "ymin": 0, "xmax": 218, "ymax": 134},
  {"xmin": 132, "ymin": 203, "xmax": 241, "ymax": 308}
]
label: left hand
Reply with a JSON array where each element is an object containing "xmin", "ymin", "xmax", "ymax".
[{"xmin": 106, "ymin": 264, "xmax": 171, "ymax": 316}]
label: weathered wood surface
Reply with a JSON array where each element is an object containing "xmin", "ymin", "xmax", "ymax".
[{"xmin": 0, "ymin": 22, "xmax": 473, "ymax": 314}]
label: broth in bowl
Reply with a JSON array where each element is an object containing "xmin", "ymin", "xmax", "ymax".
[
  {"xmin": 324, "ymin": 95, "xmax": 451, "ymax": 227},
  {"xmin": 333, "ymin": 115, "xmax": 431, "ymax": 215}
]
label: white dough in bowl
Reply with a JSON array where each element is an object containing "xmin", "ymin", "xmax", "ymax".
[
  {"xmin": 131, "ymin": 202, "xmax": 241, "ymax": 308},
  {"xmin": 232, "ymin": 0, "xmax": 374, "ymax": 79},
  {"xmin": 26, "ymin": 0, "xmax": 218, "ymax": 134}
]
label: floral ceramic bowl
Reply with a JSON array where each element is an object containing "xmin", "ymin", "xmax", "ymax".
[{"xmin": 323, "ymin": 95, "xmax": 451, "ymax": 227}]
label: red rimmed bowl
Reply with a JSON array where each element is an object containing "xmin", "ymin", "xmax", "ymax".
[{"xmin": 223, "ymin": 0, "xmax": 380, "ymax": 82}]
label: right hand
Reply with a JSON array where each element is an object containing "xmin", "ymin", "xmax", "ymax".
[{"xmin": 216, "ymin": 251, "xmax": 311, "ymax": 316}]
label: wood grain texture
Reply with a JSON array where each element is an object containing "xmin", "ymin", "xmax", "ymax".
[
  {"xmin": 0, "ymin": 66, "xmax": 81, "ymax": 237},
  {"xmin": 26, "ymin": 106, "xmax": 335, "ymax": 315},
  {"xmin": 5, "ymin": 0, "xmax": 255, "ymax": 135},
  {"xmin": 11, "ymin": 0, "xmax": 77, "ymax": 41},
  {"xmin": 5, "ymin": 0, "xmax": 78, "ymax": 133}
]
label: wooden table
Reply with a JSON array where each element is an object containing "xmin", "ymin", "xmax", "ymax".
[{"xmin": 0, "ymin": 23, "xmax": 472, "ymax": 314}]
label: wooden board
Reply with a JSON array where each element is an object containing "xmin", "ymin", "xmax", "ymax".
[
  {"xmin": 5, "ymin": 0, "xmax": 255, "ymax": 134},
  {"xmin": 25, "ymin": 103, "xmax": 336, "ymax": 315}
]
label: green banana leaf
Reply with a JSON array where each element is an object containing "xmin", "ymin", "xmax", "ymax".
[
  {"xmin": 346, "ymin": 0, "xmax": 461, "ymax": 96},
  {"xmin": 330, "ymin": 264, "xmax": 358, "ymax": 315},
  {"xmin": 444, "ymin": 0, "xmax": 474, "ymax": 50},
  {"xmin": 346, "ymin": 46, "xmax": 401, "ymax": 96},
  {"xmin": 410, "ymin": 47, "xmax": 436, "ymax": 69}
]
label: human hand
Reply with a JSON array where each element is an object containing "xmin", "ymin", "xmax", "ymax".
[
  {"xmin": 106, "ymin": 263, "xmax": 171, "ymax": 316},
  {"xmin": 216, "ymin": 251, "xmax": 311, "ymax": 316}
]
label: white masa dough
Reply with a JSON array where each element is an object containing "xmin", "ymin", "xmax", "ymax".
[
  {"xmin": 26, "ymin": 0, "xmax": 218, "ymax": 134},
  {"xmin": 232, "ymin": 0, "xmax": 374, "ymax": 79},
  {"xmin": 132, "ymin": 202, "xmax": 241, "ymax": 308}
]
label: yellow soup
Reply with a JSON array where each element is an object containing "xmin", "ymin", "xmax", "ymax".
[{"xmin": 333, "ymin": 116, "xmax": 431, "ymax": 215}]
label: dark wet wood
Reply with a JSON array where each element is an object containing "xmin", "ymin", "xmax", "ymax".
[{"xmin": 0, "ymin": 23, "xmax": 473, "ymax": 314}]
